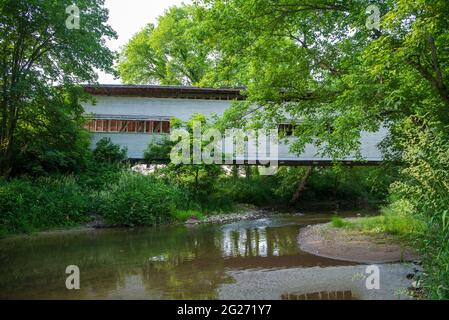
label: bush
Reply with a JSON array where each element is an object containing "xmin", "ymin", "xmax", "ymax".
[
  {"xmin": 0, "ymin": 176, "xmax": 89, "ymax": 235},
  {"xmin": 218, "ymin": 176, "xmax": 277, "ymax": 207},
  {"xmin": 76, "ymin": 138, "xmax": 128, "ymax": 190},
  {"xmin": 273, "ymin": 166, "xmax": 394, "ymax": 203},
  {"xmin": 95, "ymin": 173, "xmax": 184, "ymax": 226},
  {"xmin": 93, "ymin": 137, "xmax": 127, "ymax": 164},
  {"xmin": 144, "ymin": 136, "xmax": 173, "ymax": 163},
  {"xmin": 76, "ymin": 161, "xmax": 124, "ymax": 190}
]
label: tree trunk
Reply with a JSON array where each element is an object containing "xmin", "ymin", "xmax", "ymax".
[
  {"xmin": 290, "ymin": 166, "xmax": 314, "ymax": 205},
  {"xmin": 0, "ymin": 104, "xmax": 17, "ymax": 178}
]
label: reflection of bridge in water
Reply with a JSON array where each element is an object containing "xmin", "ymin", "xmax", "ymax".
[
  {"xmin": 214, "ymin": 223, "xmax": 353, "ymax": 269},
  {"xmin": 222, "ymin": 227, "xmax": 275, "ymax": 258}
]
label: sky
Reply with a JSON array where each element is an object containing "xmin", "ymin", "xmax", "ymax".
[{"xmin": 97, "ymin": 0, "xmax": 191, "ymax": 84}]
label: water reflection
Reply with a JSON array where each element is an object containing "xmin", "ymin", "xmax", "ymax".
[{"xmin": 0, "ymin": 213, "xmax": 362, "ymax": 299}]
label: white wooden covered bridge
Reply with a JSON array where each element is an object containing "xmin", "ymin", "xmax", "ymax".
[{"xmin": 81, "ymin": 85, "xmax": 386, "ymax": 166}]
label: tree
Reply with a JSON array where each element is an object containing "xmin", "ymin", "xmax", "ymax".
[
  {"xmin": 145, "ymin": 114, "xmax": 222, "ymax": 201},
  {"xmin": 118, "ymin": 5, "xmax": 211, "ymax": 86},
  {"xmin": 199, "ymin": 0, "xmax": 449, "ymax": 159},
  {"xmin": 196, "ymin": 0, "xmax": 449, "ymax": 297},
  {"xmin": 0, "ymin": 0, "xmax": 117, "ymax": 177},
  {"xmin": 12, "ymin": 86, "xmax": 93, "ymax": 176}
]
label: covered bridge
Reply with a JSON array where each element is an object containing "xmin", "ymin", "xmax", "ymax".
[{"xmin": 81, "ymin": 85, "xmax": 386, "ymax": 166}]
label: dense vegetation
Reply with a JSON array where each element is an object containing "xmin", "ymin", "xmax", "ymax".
[
  {"xmin": 0, "ymin": 0, "xmax": 116, "ymax": 178},
  {"xmin": 0, "ymin": 136, "xmax": 390, "ymax": 236}
]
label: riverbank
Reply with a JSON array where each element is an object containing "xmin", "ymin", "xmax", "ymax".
[
  {"xmin": 298, "ymin": 222, "xmax": 418, "ymax": 264},
  {"xmin": 0, "ymin": 207, "xmax": 273, "ymax": 239}
]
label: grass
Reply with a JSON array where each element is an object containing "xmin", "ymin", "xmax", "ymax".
[
  {"xmin": 173, "ymin": 210, "xmax": 206, "ymax": 222},
  {"xmin": 331, "ymin": 215, "xmax": 349, "ymax": 228}
]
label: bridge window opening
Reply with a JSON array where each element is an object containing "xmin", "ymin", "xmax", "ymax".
[
  {"xmin": 136, "ymin": 121, "xmax": 145, "ymax": 133},
  {"xmin": 162, "ymin": 121, "xmax": 170, "ymax": 133},
  {"xmin": 145, "ymin": 121, "xmax": 154, "ymax": 133},
  {"xmin": 119, "ymin": 120, "xmax": 128, "ymax": 132},
  {"xmin": 128, "ymin": 121, "xmax": 136, "ymax": 132},
  {"xmin": 86, "ymin": 120, "xmax": 95, "ymax": 132},
  {"xmin": 153, "ymin": 121, "xmax": 162, "ymax": 133},
  {"xmin": 84, "ymin": 119, "xmax": 170, "ymax": 134},
  {"xmin": 95, "ymin": 120, "xmax": 109, "ymax": 132},
  {"xmin": 110, "ymin": 120, "xmax": 118, "ymax": 131}
]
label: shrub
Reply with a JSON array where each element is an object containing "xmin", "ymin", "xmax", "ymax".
[
  {"xmin": 77, "ymin": 138, "xmax": 128, "ymax": 190},
  {"xmin": 93, "ymin": 137, "xmax": 127, "ymax": 164},
  {"xmin": 144, "ymin": 136, "xmax": 173, "ymax": 163},
  {"xmin": 273, "ymin": 166, "xmax": 394, "ymax": 203},
  {"xmin": 95, "ymin": 173, "xmax": 183, "ymax": 226},
  {"xmin": 218, "ymin": 176, "xmax": 277, "ymax": 206},
  {"xmin": 0, "ymin": 176, "xmax": 89, "ymax": 235},
  {"xmin": 76, "ymin": 161, "xmax": 123, "ymax": 190}
]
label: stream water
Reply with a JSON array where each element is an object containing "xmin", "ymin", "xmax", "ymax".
[{"xmin": 1, "ymin": 210, "xmax": 407, "ymax": 300}]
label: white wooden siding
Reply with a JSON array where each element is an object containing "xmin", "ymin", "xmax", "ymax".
[{"xmin": 82, "ymin": 96, "xmax": 386, "ymax": 161}]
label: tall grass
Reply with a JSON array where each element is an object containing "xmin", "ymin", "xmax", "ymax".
[{"xmin": 0, "ymin": 176, "xmax": 89, "ymax": 236}]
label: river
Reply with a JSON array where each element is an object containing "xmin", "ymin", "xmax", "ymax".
[{"xmin": 0, "ymin": 211, "xmax": 414, "ymax": 299}]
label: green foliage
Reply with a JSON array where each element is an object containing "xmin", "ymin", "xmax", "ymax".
[
  {"xmin": 330, "ymin": 200, "xmax": 424, "ymax": 236},
  {"xmin": 118, "ymin": 5, "xmax": 219, "ymax": 86},
  {"xmin": 149, "ymin": 115, "xmax": 224, "ymax": 202},
  {"xmin": 0, "ymin": 0, "xmax": 117, "ymax": 177},
  {"xmin": 76, "ymin": 161, "xmax": 123, "ymax": 191},
  {"xmin": 200, "ymin": 0, "xmax": 449, "ymax": 159},
  {"xmin": 144, "ymin": 136, "xmax": 173, "ymax": 163},
  {"xmin": 74, "ymin": 138, "xmax": 128, "ymax": 190},
  {"xmin": 390, "ymin": 119, "xmax": 449, "ymax": 299},
  {"xmin": 95, "ymin": 173, "xmax": 183, "ymax": 227},
  {"xmin": 2, "ymin": 0, "xmax": 448, "ymax": 299},
  {"xmin": 335, "ymin": 213, "xmax": 422, "ymax": 237},
  {"xmin": 174, "ymin": 210, "xmax": 205, "ymax": 222},
  {"xmin": 218, "ymin": 175, "xmax": 277, "ymax": 207},
  {"xmin": 195, "ymin": 0, "xmax": 449, "ymax": 298},
  {"xmin": 0, "ymin": 176, "xmax": 89, "ymax": 235},
  {"xmin": 331, "ymin": 216, "xmax": 348, "ymax": 228},
  {"xmin": 9, "ymin": 87, "xmax": 93, "ymax": 176},
  {"xmin": 93, "ymin": 137, "xmax": 128, "ymax": 164},
  {"xmin": 273, "ymin": 166, "xmax": 394, "ymax": 203}
]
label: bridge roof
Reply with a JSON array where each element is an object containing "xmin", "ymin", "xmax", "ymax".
[{"xmin": 84, "ymin": 84, "xmax": 245, "ymax": 100}]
